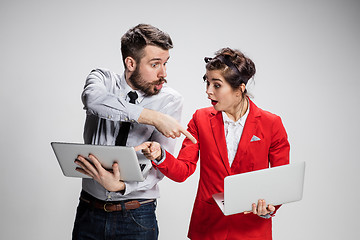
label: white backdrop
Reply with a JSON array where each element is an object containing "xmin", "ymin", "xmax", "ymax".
[{"xmin": 1, "ymin": 0, "xmax": 359, "ymax": 239}]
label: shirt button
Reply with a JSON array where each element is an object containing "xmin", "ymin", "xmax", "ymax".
[{"xmin": 108, "ymin": 115, "xmax": 112, "ymax": 119}]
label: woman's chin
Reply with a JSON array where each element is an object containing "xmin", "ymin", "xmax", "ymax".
[{"xmin": 212, "ymin": 105, "xmax": 221, "ymax": 111}]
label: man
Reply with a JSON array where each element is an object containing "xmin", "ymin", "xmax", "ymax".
[{"xmin": 72, "ymin": 24, "xmax": 196, "ymax": 240}]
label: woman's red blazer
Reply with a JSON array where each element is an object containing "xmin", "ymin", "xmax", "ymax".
[{"xmin": 156, "ymin": 99, "xmax": 290, "ymax": 240}]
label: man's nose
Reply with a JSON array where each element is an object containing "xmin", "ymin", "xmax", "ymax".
[{"xmin": 158, "ymin": 65, "xmax": 167, "ymax": 78}]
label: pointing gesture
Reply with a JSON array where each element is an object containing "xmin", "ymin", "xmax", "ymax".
[
  {"xmin": 138, "ymin": 108, "xmax": 197, "ymax": 144},
  {"xmin": 135, "ymin": 142, "xmax": 162, "ymax": 161}
]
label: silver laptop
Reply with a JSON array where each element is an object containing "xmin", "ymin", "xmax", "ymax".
[
  {"xmin": 212, "ymin": 161, "xmax": 305, "ymax": 216},
  {"xmin": 51, "ymin": 142, "xmax": 152, "ymax": 181}
]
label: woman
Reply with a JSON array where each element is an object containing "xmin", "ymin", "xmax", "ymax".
[{"xmin": 138, "ymin": 47, "xmax": 290, "ymax": 240}]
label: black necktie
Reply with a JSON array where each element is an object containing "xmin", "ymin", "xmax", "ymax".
[{"xmin": 115, "ymin": 91, "xmax": 138, "ymax": 146}]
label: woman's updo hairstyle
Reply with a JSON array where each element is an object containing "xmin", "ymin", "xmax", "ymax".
[{"xmin": 204, "ymin": 48, "xmax": 256, "ymax": 93}]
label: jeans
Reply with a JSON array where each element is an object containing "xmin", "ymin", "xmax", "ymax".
[{"xmin": 72, "ymin": 196, "xmax": 158, "ymax": 240}]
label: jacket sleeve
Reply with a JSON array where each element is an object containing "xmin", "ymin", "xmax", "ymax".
[
  {"xmin": 269, "ymin": 115, "xmax": 290, "ymax": 215},
  {"xmin": 269, "ymin": 115, "xmax": 290, "ymax": 168}
]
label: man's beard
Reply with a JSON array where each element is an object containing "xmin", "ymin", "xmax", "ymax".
[{"xmin": 129, "ymin": 67, "xmax": 167, "ymax": 96}]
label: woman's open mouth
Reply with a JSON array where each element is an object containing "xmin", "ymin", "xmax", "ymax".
[{"xmin": 211, "ymin": 100, "xmax": 218, "ymax": 106}]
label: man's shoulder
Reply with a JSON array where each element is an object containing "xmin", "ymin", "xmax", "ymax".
[
  {"xmin": 88, "ymin": 68, "xmax": 121, "ymax": 80},
  {"xmin": 141, "ymin": 84, "xmax": 183, "ymax": 111},
  {"xmin": 154, "ymin": 84, "xmax": 183, "ymax": 105},
  {"xmin": 160, "ymin": 84, "xmax": 182, "ymax": 99}
]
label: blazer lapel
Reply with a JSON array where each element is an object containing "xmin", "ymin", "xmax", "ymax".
[
  {"xmin": 210, "ymin": 110, "xmax": 231, "ymax": 175},
  {"xmin": 232, "ymin": 100, "xmax": 261, "ymax": 172}
]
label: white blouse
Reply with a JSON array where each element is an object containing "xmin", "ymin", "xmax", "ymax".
[{"xmin": 222, "ymin": 104, "xmax": 250, "ymax": 167}]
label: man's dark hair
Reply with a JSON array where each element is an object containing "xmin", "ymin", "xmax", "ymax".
[{"xmin": 121, "ymin": 24, "xmax": 173, "ymax": 67}]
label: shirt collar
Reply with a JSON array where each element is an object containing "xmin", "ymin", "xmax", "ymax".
[
  {"xmin": 222, "ymin": 101, "xmax": 250, "ymax": 127},
  {"xmin": 120, "ymin": 73, "xmax": 145, "ymax": 104}
]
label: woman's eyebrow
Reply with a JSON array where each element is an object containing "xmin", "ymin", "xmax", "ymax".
[{"xmin": 211, "ymin": 78, "xmax": 223, "ymax": 82}]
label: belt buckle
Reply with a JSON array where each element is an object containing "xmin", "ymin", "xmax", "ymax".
[{"xmin": 103, "ymin": 203, "xmax": 114, "ymax": 212}]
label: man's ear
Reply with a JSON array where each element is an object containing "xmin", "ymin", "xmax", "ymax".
[{"xmin": 125, "ymin": 56, "xmax": 136, "ymax": 72}]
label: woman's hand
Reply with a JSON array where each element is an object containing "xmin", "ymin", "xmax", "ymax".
[
  {"xmin": 74, "ymin": 154, "xmax": 125, "ymax": 192},
  {"xmin": 244, "ymin": 199, "xmax": 275, "ymax": 217},
  {"xmin": 135, "ymin": 142, "xmax": 162, "ymax": 161}
]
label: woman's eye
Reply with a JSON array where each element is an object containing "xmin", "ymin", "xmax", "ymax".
[
  {"xmin": 152, "ymin": 63, "xmax": 160, "ymax": 68},
  {"xmin": 214, "ymin": 84, "xmax": 221, "ymax": 88}
]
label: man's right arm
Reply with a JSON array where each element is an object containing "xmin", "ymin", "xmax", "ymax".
[
  {"xmin": 138, "ymin": 109, "xmax": 196, "ymax": 144},
  {"xmin": 83, "ymin": 69, "xmax": 196, "ymax": 143},
  {"xmin": 82, "ymin": 69, "xmax": 143, "ymax": 122}
]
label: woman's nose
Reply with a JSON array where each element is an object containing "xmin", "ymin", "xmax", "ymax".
[{"xmin": 206, "ymin": 85, "xmax": 213, "ymax": 95}]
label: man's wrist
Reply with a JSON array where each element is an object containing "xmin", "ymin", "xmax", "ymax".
[
  {"xmin": 118, "ymin": 180, "xmax": 126, "ymax": 194},
  {"xmin": 138, "ymin": 108, "xmax": 161, "ymax": 126}
]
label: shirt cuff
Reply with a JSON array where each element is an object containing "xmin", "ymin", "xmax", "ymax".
[
  {"xmin": 126, "ymin": 103, "xmax": 143, "ymax": 122},
  {"xmin": 121, "ymin": 181, "xmax": 134, "ymax": 196},
  {"xmin": 152, "ymin": 148, "xmax": 166, "ymax": 165},
  {"xmin": 259, "ymin": 211, "xmax": 275, "ymax": 219}
]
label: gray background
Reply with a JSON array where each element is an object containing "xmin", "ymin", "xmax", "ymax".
[{"xmin": 1, "ymin": 0, "xmax": 359, "ymax": 239}]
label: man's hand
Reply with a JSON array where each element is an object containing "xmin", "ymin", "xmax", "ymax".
[
  {"xmin": 75, "ymin": 154, "xmax": 125, "ymax": 192},
  {"xmin": 138, "ymin": 109, "xmax": 197, "ymax": 144},
  {"xmin": 135, "ymin": 142, "xmax": 162, "ymax": 161}
]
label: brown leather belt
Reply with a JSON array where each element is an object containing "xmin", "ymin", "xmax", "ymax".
[{"xmin": 80, "ymin": 192, "xmax": 155, "ymax": 212}]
